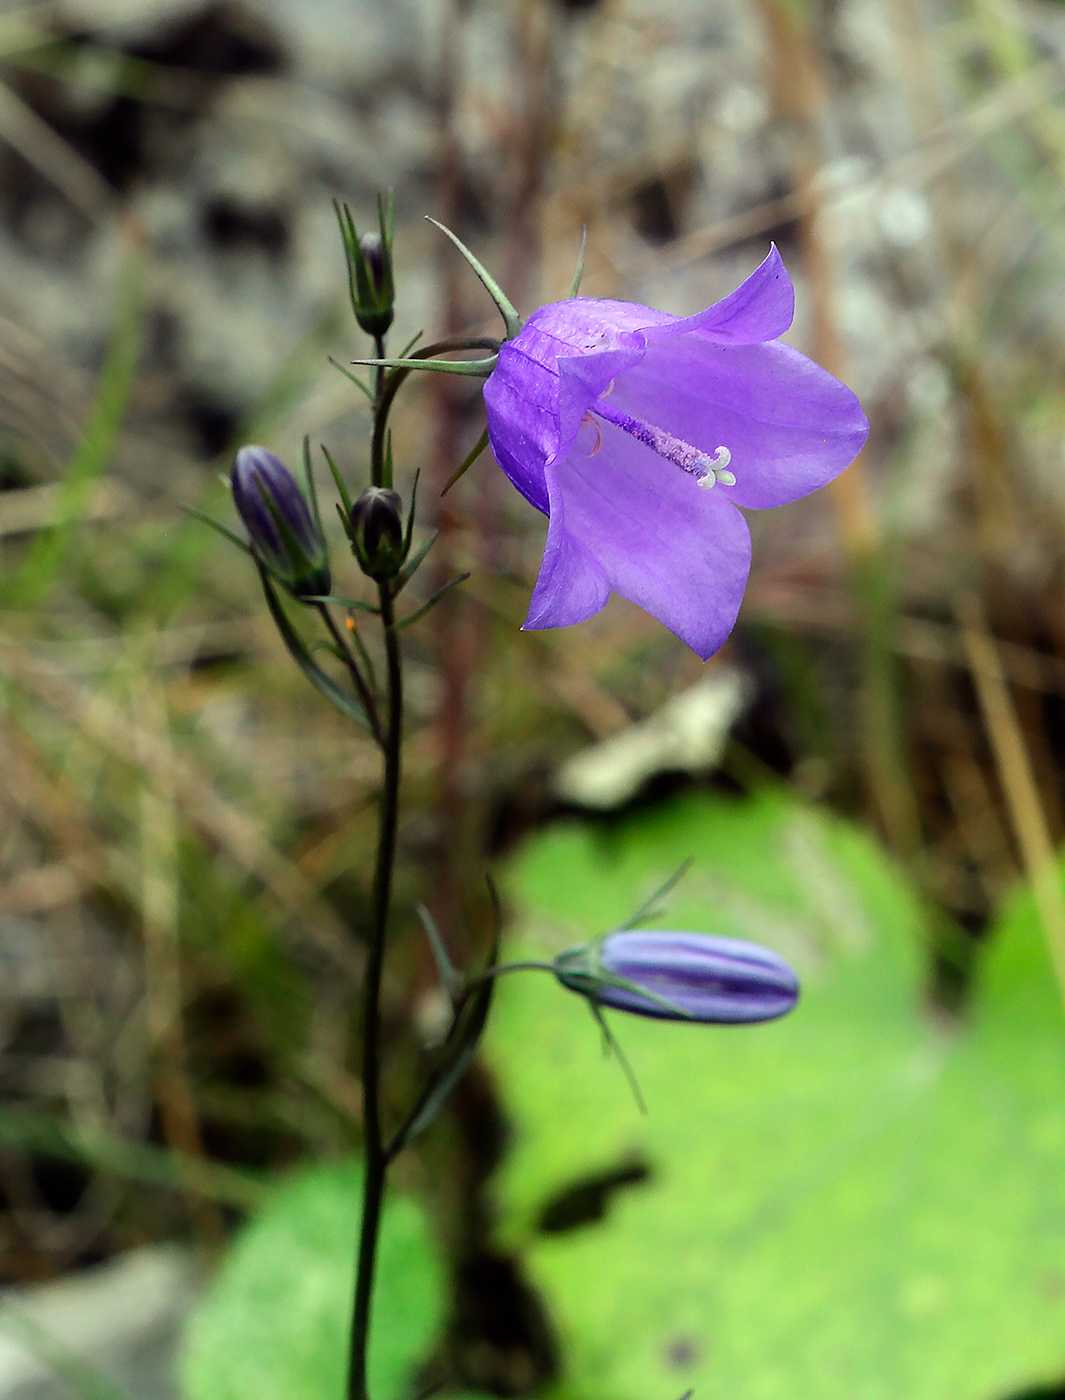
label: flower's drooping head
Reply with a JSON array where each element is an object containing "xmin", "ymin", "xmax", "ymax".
[
  {"xmin": 482, "ymin": 247, "xmax": 869, "ymax": 659},
  {"xmin": 231, "ymin": 445, "xmax": 331, "ymax": 600},
  {"xmin": 553, "ymin": 929, "xmax": 799, "ymax": 1023}
]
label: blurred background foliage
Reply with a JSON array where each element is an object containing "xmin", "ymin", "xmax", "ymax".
[{"xmin": 3, "ymin": 0, "xmax": 1065, "ymax": 1396}]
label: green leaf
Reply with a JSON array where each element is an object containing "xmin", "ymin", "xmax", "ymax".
[
  {"xmin": 180, "ymin": 1158, "xmax": 446, "ymax": 1400},
  {"xmin": 258, "ymin": 568, "xmax": 372, "ymax": 731},
  {"xmin": 487, "ymin": 789, "xmax": 1065, "ymax": 1400}
]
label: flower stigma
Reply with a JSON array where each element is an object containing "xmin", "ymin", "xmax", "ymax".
[{"xmin": 590, "ymin": 398, "xmax": 736, "ymax": 488}]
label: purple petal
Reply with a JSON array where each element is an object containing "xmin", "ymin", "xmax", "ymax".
[
  {"xmin": 597, "ymin": 929, "xmax": 800, "ymax": 1022},
  {"xmin": 524, "ymin": 487, "xmax": 610, "ymax": 629},
  {"xmin": 649, "ymin": 245, "xmax": 794, "ymax": 345},
  {"xmin": 612, "ymin": 339, "xmax": 868, "ymax": 509},
  {"xmin": 524, "ymin": 404, "xmax": 752, "ymax": 659}
]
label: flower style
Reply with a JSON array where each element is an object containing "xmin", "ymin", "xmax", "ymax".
[
  {"xmin": 482, "ymin": 247, "xmax": 868, "ymax": 659},
  {"xmin": 553, "ymin": 929, "xmax": 799, "ymax": 1023}
]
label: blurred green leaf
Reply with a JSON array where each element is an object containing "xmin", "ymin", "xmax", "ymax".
[
  {"xmin": 180, "ymin": 1158, "xmax": 446, "ymax": 1400},
  {"xmin": 487, "ymin": 789, "xmax": 1065, "ymax": 1400}
]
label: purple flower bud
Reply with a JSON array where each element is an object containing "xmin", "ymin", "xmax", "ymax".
[
  {"xmin": 231, "ymin": 445, "xmax": 331, "ymax": 599},
  {"xmin": 350, "ymin": 485, "xmax": 405, "ymax": 580},
  {"xmin": 335, "ymin": 197, "xmax": 394, "ymax": 337},
  {"xmin": 553, "ymin": 930, "xmax": 799, "ymax": 1023}
]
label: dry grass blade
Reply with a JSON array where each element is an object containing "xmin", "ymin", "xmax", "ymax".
[
  {"xmin": 2, "ymin": 638, "xmax": 362, "ymax": 978},
  {"xmin": 958, "ymin": 590, "xmax": 1065, "ymax": 1010}
]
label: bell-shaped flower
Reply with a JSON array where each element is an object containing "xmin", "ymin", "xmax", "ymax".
[
  {"xmin": 553, "ymin": 929, "xmax": 799, "ymax": 1023},
  {"xmin": 482, "ymin": 247, "xmax": 868, "ymax": 659}
]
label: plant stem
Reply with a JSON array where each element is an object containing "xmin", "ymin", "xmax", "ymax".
[
  {"xmin": 316, "ymin": 602, "xmax": 382, "ymax": 744},
  {"xmin": 347, "ymin": 581, "xmax": 403, "ymax": 1400}
]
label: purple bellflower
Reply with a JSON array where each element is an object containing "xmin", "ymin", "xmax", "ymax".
[
  {"xmin": 482, "ymin": 247, "xmax": 868, "ymax": 659},
  {"xmin": 553, "ymin": 929, "xmax": 799, "ymax": 1023}
]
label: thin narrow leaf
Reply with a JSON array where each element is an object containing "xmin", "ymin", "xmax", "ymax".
[
  {"xmin": 397, "ymin": 329, "xmax": 425, "ymax": 360},
  {"xmin": 568, "ymin": 225, "xmax": 589, "ymax": 298},
  {"xmin": 404, "ymin": 469, "xmax": 421, "ymax": 553},
  {"xmin": 394, "ymin": 530, "xmax": 439, "ymax": 595},
  {"xmin": 328, "ymin": 355, "xmax": 373, "ymax": 402},
  {"xmin": 302, "ymin": 435, "xmax": 324, "ymax": 538},
  {"xmin": 258, "ymin": 567, "xmax": 372, "ymax": 731},
  {"xmin": 396, "ymin": 573, "xmax": 469, "ymax": 630},
  {"xmin": 320, "ymin": 443, "xmax": 354, "ymax": 518},
  {"xmin": 301, "ymin": 592, "xmax": 378, "ymax": 614},
  {"xmin": 589, "ymin": 1001, "xmax": 646, "ymax": 1116},
  {"xmin": 350, "ymin": 354, "xmax": 498, "ymax": 377},
  {"xmin": 181, "ymin": 506, "xmax": 255, "ymax": 559},
  {"xmin": 441, "ymin": 427, "xmax": 489, "ymax": 496},
  {"xmin": 615, "ymin": 860, "xmax": 692, "ymax": 931},
  {"xmin": 416, "ymin": 904, "xmax": 464, "ymax": 1002},
  {"xmin": 425, "ymin": 217, "xmax": 522, "ymax": 338},
  {"xmin": 346, "ymin": 617, "xmax": 378, "ymax": 694},
  {"xmin": 388, "ymin": 912, "xmax": 502, "ymax": 1160}
]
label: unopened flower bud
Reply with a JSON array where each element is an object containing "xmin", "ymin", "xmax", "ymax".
[
  {"xmin": 336, "ymin": 196, "xmax": 395, "ymax": 337},
  {"xmin": 553, "ymin": 930, "xmax": 799, "ymax": 1023},
  {"xmin": 231, "ymin": 445, "xmax": 331, "ymax": 599},
  {"xmin": 350, "ymin": 486, "xmax": 405, "ymax": 580}
]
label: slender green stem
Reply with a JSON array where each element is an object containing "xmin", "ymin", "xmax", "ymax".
[
  {"xmin": 347, "ymin": 582, "xmax": 403, "ymax": 1400},
  {"xmin": 370, "ymin": 338, "xmax": 499, "ymax": 487},
  {"xmin": 316, "ymin": 603, "xmax": 382, "ymax": 745}
]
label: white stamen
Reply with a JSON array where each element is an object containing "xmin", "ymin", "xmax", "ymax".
[{"xmin": 697, "ymin": 446, "xmax": 735, "ymax": 489}]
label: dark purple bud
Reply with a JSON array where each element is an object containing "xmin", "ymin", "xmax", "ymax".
[
  {"xmin": 553, "ymin": 930, "xmax": 799, "ymax": 1023},
  {"xmin": 335, "ymin": 196, "xmax": 394, "ymax": 337},
  {"xmin": 359, "ymin": 233, "xmax": 386, "ymax": 294},
  {"xmin": 350, "ymin": 485, "xmax": 405, "ymax": 580},
  {"xmin": 231, "ymin": 445, "xmax": 331, "ymax": 599}
]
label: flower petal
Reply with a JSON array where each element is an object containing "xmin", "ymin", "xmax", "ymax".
[
  {"xmin": 613, "ymin": 338, "xmax": 868, "ymax": 509},
  {"xmin": 524, "ymin": 479, "xmax": 610, "ymax": 629},
  {"xmin": 647, "ymin": 246, "xmax": 794, "ymax": 345},
  {"xmin": 484, "ymin": 317, "xmax": 644, "ymax": 510},
  {"xmin": 530, "ymin": 407, "xmax": 752, "ymax": 659}
]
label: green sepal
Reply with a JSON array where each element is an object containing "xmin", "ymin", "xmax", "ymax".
[
  {"xmin": 328, "ymin": 356, "xmax": 373, "ymax": 403},
  {"xmin": 387, "ymin": 904, "xmax": 502, "ymax": 1160},
  {"xmin": 551, "ymin": 941, "xmax": 695, "ymax": 1020},
  {"xmin": 568, "ymin": 225, "xmax": 588, "ymax": 298},
  {"xmin": 394, "ymin": 530, "xmax": 439, "ymax": 595},
  {"xmin": 319, "ymin": 444, "xmax": 354, "ymax": 518},
  {"xmin": 301, "ymin": 436, "xmax": 325, "ymax": 540},
  {"xmin": 395, "ymin": 573, "xmax": 469, "ymax": 631},
  {"xmin": 300, "ymin": 593, "xmax": 379, "ymax": 614},
  {"xmin": 253, "ymin": 473, "xmax": 331, "ymax": 601},
  {"xmin": 258, "ymin": 566, "xmax": 373, "ymax": 732},
  {"xmin": 415, "ymin": 904, "xmax": 464, "ymax": 1003},
  {"xmin": 425, "ymin": 217, "xmax": 522, "ymax": 340},
  {"xmin": 350, "ymin": 354, "xmax": 498, "ymax": 378},
  {"xmin": 181, "ymin": 506, "xmax": 255, "ymax": 559},
  {"xmin": 615, "ymin": 861, "xmax": 691, "ymax": 931},
  {"xmin": 441, "ymin": 427, "xmax": 489, "ymax": 496},
  {"xmin": 403, "ymin": 470, "xmax": 420, "ymax": 555},
  {"xmin": 587, "ymin": 999, "xmax": 646, "ymax": 1116}
]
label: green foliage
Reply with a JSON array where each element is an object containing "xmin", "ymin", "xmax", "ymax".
[
  {"xmin": 181, "ymin": 1159, "xmax": 446, "ymax": 1400},
  {"xmin": 487, "ymin": 790, "xmax": 1065, "ymax": 1400}
]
